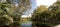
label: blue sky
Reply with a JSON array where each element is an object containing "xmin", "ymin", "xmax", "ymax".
[{"xmin": 31, "ymin": 0, "xmax": 37, "ymax": 9}]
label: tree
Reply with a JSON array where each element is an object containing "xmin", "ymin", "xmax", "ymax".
[
  {"xmin": 48, "ymin": 0, "xmax": 60, "ymax": 26},
  {"xmin": 0, "ymin": 0, "xmax": 31, "ymax": 27},
  {"xmin": 0, "ymin": 2, "xmax": 13, "ymax": 27},
  {"xmin": 12, "ymin": 0, "xmax": 31, "ymax": 27},
  {"xmin": 31, "ymin": 5, "xmax": 50, "ymax": 27},
  {"xmin": 0, "ymin": 2, "xmax": 22, "ymax": 27},
  {"xmin": 31, "ymin": 1, "xmax": 60, "ymax": 27}
]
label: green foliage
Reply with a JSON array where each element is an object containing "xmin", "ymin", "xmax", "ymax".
[
  {"xmin": 31, "ymin": 1, "xmax": 60, "ymax": 27},
  {"xmin": 0, "ymin": 0, "xmax": 31, "ymax": 27},
  {"xmin": 0, "ymin": 2, "xmax": 13, "ymax": 27},
  {"xmin": 0, "ymin": 2, "xmax": 10, "ymax": 15},
  {"xmin": 0, "ymin": 2, "xmax": 22, "ymax": 27}
]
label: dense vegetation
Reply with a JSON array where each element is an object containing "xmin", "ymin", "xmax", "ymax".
[
  {"xmin": 0, "ymin": 2, "xmax": 13, "ymax": 27},
  {"xmin": 0, "ymin": 0, "xmax": 31, "ymax": 27},
  {"xmin": 31, "ymin": 1, "xmax": 60, "ymax": 27}
]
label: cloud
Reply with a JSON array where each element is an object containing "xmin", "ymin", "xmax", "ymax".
[{"xmin": 36, "ymin": 0, "xmax": 57, "ymax": 7}]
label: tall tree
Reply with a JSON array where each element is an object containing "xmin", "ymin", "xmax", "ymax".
[
  {"xmin": 6, "ymin": 0, "xmax": 31, "ymax": 27},
  {"xmin": 31, "ymin": 1, "xmax": 60, "ymax": 27},
  {"xmin": 31, "ymin": 5, "xmax": 49, "ymax": 27},
  {"xmin": 0, "ymin": 0, "xmax": 31, "ymax": 27}
]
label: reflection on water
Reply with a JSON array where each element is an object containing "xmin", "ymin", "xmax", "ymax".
[{"xmin": 21, "ymin": 22, "xmax": 32, "ymax": 27}]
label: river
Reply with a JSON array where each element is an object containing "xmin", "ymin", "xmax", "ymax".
[{"xmin": 21, "ymin": 22, "xmax": 32, "ymax": 27}]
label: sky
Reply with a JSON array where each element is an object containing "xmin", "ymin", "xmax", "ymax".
[
  {"xmin": 22, "ymin": 0, "xmax": 57, "ymax": 17},
  {"xmin": 36, "ymin": 0, "xmax": 57, "ymax": 7}
]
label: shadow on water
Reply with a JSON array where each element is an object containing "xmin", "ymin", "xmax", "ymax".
[{"xmin": 36, "ymin": 24, "xmax": 50, "ymax": 27}]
